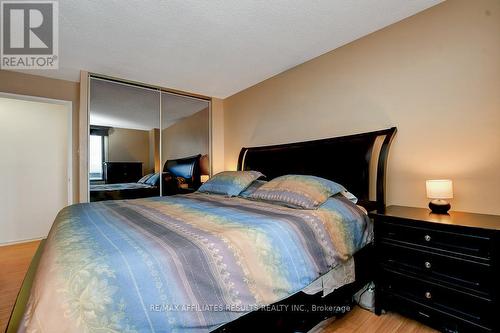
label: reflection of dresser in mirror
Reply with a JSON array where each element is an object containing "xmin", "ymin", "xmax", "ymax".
[
  {"xmin": 104, "ymin": 162, "xmax": 143, "ymax": 184},
  {"xmin": 87, "ymin": 75, "xmax": 210, "ymax": 202}
]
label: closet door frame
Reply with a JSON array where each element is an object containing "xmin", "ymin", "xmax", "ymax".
[
  {"xmin": 0, "ymin": 91, "xmax": 73, "ymax": 244},
  {"xmin": 79, "ymin": 72, "xmax": 212, "ymax": 203},
  {"xmin": 0, "ymin": 91, "xmax": 73, "ymax": 205}
]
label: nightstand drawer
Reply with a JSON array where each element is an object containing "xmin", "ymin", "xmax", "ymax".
[
  {"xmin": 379, "ymin": 242, "xmax": 493, "ymax": 295},
  {"xmin": 378, "ymin": 220, "xmax": 492, "ymax": 259},
  {"xmin": 384, "ymin": 293, "xmax": 493, "ymax": 333},
  {"xmin": 382, "ymin": 270, "xmax": 494, "ymax": 330}
]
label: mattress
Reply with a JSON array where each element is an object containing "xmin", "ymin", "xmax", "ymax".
[
  {"xmin": 18, "ymin": 193, "xmax": 371, "ymax": 332},
  {"xmin": 89, "ymin": 182, "xmax": 156, "ymax": 192}
]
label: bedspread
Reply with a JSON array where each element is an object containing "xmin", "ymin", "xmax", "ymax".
[
  {"xmin": 90, "ymin": 183, "xmax": 156, "ymax": 191},
  {"xmin": 19, "ymin": 193, "xmax": 370, "ymax": 332}
]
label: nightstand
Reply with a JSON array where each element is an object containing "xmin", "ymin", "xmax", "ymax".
[{"xmin": 370, "ymin": 206, "xmax": 500, "ymax": 333}]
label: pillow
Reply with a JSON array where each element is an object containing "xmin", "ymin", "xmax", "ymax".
[
  {"xmin": 249, "ymin": 175, "xmax": 346, "ymax": 209},
  {"xmin": 341, "ymin": 190, "xmax": 358, "ymax": 204},
  {"xmin": 198, "ymin": 171, "xmax": 264, "ymax": 197},
  {"xmin": 145, "ymin": 173, "xmax": 161, "ymax": 186},
  {"xmin": 239, "ymin": 180, "xmax": 267, "ymax": 198},
  {"xmin": 138, "ymin": 173, "xmax": 153, "ymax": 184}
]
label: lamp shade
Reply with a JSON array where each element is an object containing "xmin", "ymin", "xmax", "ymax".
[{"xmin": 426, "ymin": 179, "xmax": 453, "ymax": 199}]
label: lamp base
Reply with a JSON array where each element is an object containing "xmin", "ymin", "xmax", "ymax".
[{"xmin": 429, "ymin": 199, "xmax": 451, "ymax": 214}]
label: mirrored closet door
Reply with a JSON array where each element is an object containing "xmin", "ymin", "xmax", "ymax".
[
  {"xmin": 88, "ymin": 77, "xmax": 161, "ymax": 201},
  {"xmin": 161, "ymin": 92, "xmax": 210, "ymax": 195},
  {"xmin": 87, "ymin": 75, "xmax": 210, "ymax": 202}
]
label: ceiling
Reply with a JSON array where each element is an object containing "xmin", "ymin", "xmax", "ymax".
[
  {"xmin": 17, "ymin": 0, "xmax": 441, "ymax": 98},
  {"xmin": 89, "ymin": 78, "xmax": 209, "ymax": 130}
]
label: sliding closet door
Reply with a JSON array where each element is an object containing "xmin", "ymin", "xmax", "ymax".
[
  {"xmin": 161, "ymin": 92, "xmax": 210, "ymax": 195},
  {"xmin": 88, "ymin": 78, "xmax": 161, "ymax": 201}
]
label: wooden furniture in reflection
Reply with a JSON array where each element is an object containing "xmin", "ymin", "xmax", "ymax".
[{"xmin": 104, "ymin": 162, "xmax": 143, "ymax": 184}]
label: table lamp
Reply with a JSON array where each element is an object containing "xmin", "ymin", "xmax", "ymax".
[{"xmin": 426, "ymin": 179, "xmax": 453, "ymax": 214}]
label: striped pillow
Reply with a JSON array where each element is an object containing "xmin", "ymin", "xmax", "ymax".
[
  {"xmin": 198, "ymin": 171, "xmax": 264, "ymax": 197},
  {"xmin": 239, "ymin": 179, "xmax": 267, "ymax": 198},
  {"xmin": 138, "ymin": 173, "xmax": 153, "ymax": 184},
  {"xmin": 249, "ymin": 175, "xmax": 346, "ymax": 209},
  {"xmin": 145, "ymin": 173, "xmax": 161, "ymax": 185}
]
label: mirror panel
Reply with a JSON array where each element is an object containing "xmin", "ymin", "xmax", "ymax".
[
  {"xmin": 88, "ymin": 78, "xmax": 161, "ymax": 201},
  {"xmin": 161, "ymin": 92, "xmax": 210, "ymax": 195}
]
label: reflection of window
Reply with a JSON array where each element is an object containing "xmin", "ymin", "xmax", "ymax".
[{"xmin": 89, "ymin": 135, "xmax": 104, "ymax": 180}]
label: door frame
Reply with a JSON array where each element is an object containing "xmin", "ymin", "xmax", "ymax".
[{"xmin": 0, "ymin": 91, "xmax": 74, "ymax": 205}]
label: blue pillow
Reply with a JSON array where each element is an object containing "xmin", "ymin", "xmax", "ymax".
[
  {"xmin": 198, "ymin": 171, "xmax": 264, "ymax": 197},
  {"xmin": 145, "ymin": 173, "xmax": 160, "ymax": 186},
  {"xmin": 138, "ymin": 173, "xmax": 153, "ymax": 184}
]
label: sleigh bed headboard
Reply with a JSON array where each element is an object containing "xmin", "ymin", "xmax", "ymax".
[{"xmin": 237, "ymin": 127, "xmax": 397, "ymax": 211}]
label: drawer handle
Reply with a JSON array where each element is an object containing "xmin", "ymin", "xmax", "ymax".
[
  {"xmin": 424, "ymin": 261, "xmax": 432, "ymax": 269},
  {"xmin": 424, "ymin": 234, "xmax": 431, "ymax": 242},
  {"xmin": 418, "ymin": 311, "xmax": 430, "ymax": 318},
  {"xmin": 425, "ymin": 291, "xmax": 432, "ymax": 299}
]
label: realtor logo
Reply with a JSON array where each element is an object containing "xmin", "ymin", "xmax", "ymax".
[{"xmin": 1, "ymin": 1, "xmax": 58, "ymax": 69}]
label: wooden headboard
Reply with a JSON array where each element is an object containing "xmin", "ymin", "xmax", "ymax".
[{"xmin": 237, "ymin": 127, "xmax": 397, "ymax": 211}]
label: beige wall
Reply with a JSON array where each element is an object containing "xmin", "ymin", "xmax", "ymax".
[
  {"xmin": 211, "ymin": 98, "xmax": 225, "ymax": 174},
  {"xmin": 149, "ymin": 128, "xmax": 161, "ymax": 172},
  {"xmin": 162, "ymin": 108, "xmax": 209, "ymax": 162},
  {"xmin": 0, "ymin": 97, "xmax": 71, "ymax": 243},
  {"xmin": 223, "ymin": 0, "xmax": 500, "ymax": 214},
  {"xmin": 0, "ymin": 70, "xmax": 80, "ymax": 203},
  {"xmin": 107, "ymin": 127, "xmax": 153, "ymax": 175}
]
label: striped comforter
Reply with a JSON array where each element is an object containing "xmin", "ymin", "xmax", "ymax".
[
  {"xmin": 19, "ymin": 193, "xmax": 370, "ymax": 332},
  {"xmin": 90, "ymin": 182, "xmax": 156, "ymax": 191}
]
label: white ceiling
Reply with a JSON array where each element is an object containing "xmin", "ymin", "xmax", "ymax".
[
  {"xmin": 89, "ymin": 78, "xmax": 208, "ymax": 130},
  {"xmin": 16, "ymin": 0, "xmax": 442, "ymax": 98}
]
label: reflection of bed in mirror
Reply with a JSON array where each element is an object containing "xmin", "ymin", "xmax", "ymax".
[
  {"xmin": 89, "ymin": 171, "xmax": 161, "ymax": 201},
  {"xmin": 90, "ymin": 154, "xmax": 207, "ymax": 201},
  {"xmin": 88, "ymin": 121, "xmax": 161, "ymax": 202}
]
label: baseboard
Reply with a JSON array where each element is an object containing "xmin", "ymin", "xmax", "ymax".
[{"xmin": 0, "ymin": 237, "xmax": 45, "ymax": 247}]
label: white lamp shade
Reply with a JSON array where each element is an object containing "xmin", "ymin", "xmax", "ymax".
[{"xmin": 426, "ymin": 179, "xmax": 453, "ymax": 199}]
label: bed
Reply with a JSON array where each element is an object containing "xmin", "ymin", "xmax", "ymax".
[
  {"xmin": 90, "ymin": 180, "xmax": 160, "ymax": 201},
  {"xmin": 7, "ymin": 127, "xmax": 396, "ymax": 333},
  {"xmin": 90, "ymin": 155, "xmax": 203, "ymax": 201}
]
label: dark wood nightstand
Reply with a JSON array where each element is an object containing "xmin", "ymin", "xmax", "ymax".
[{"xmin": 370, "ymin": 206, "xmax": 500, "ymax": 333}]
